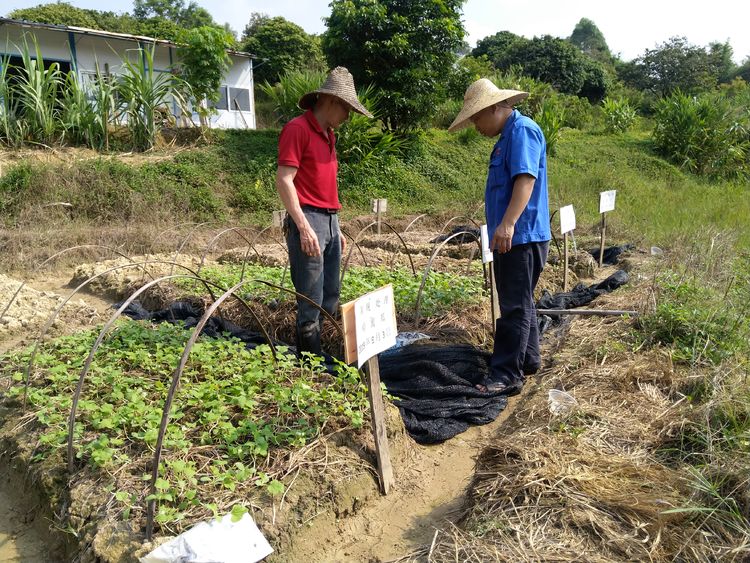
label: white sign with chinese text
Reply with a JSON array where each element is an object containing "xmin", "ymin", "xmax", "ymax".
[
  {"xmin": 480, "ymin": 224, "xmax": 493, "ymax": 263},
  {"xmin": 560, "ymin": 205, "xmax": 576, "ymax": 234},
  {"xmin": 599, "ymin": 190, "xmax": 617, "ymax": 213},
  {"xmin": 354, "ymin": 284, "xmax": 397, "ymax": 367}
]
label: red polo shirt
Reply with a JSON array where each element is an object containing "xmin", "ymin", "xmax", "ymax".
[{"xmin": 278, "ymin": 110, "xmax": 340, "ymax": 209}]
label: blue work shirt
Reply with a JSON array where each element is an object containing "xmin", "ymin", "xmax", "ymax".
[{"xmin": 485, "ymin": 109, "xmax": 551, "ymax": 245}]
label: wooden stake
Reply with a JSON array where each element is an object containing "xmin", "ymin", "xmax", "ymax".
[
  {"xmin": 563, "ymin": 232, "xmax": 569, "ymax": 292},
  {"xmin": 598, "ymin": 213, "xmax": 607, "ymax": 267},
  {"xmin": 489, "ymin": 262, "xmax": 499, "ymax": 334},
  {"xmin": 364, "ymin": 356, "xmax": 394, "ymax": 494},
  {"xmin": 376, "ymin": 199, "xmax": 382, "ymax": 235}
]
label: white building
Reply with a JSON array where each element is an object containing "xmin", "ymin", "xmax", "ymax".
[{"xmin": 0, "ymin": 17, "xmax": 256, "ymax": 129}]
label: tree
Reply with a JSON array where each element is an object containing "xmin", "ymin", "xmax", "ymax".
[
  {"xmin": 133, "ymin": 0, "xmax": 217, "ymax": 29},
  {"xmin": 708, "ymin": 41, "xmax": 736, "ymax": 84},
  {"xmin": 568, "ymin": 18, "xmax": 611, "ymax": 63},
  {"xmin": 505, "ymin": 35, "xmax": 586, "ymax": 95},
  {"xmin": 177, "ymin": 26, "xmax": 233, "ymax": 126},
  {"xmin": 240, "ymin": 15, "xmax": 325, "ymax": 85},
  {"xmin": 623, "ymin": 37, "xmax": 717, "ymax": 96},
  {"xmin": 323, "ymin": 0, "xmax": 465, "ymax": 131},
  {"xmin": 8, "ymin": 2, "xmax": 99, "ymax": 28},
  {"xmin": 472, "ymin": 31, "xmax": 521, "ymax": 64}
]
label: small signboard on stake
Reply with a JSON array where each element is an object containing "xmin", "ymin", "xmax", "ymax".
[
  {"xmin": 341, "ymin": 284, "xmax": 397, "ymax": 367},
  {"xmin": 340, "ymin": 284, "xmax": 397, "ymax": 494},
  {"xmin": 599, "ymin": 190, "xmax": 616, "ymax": 213},
  {"xmin": 559, "ymin": 205, "xmax": 576, "ymax": 291},
  {"xmin": 559, "ymin": 205, "xmax": 576, "ymax": 234},
  {"xmin": 598, "ymin": 190, "xmax": 617, "ymax": 267},
  {"xmin": 272, "ymin": 209, "xmax": 287, "ymax": 229},
  {"xmin": 371, "ymin": 198, "xmax": 388, "ymax": 214},
  {"xmin": 372, "ymin": 198, "xmax": 387, "ymax": 235},
  {"xmin": 480, "ymin": 224, "xmax": 493, "ymax": 264}
]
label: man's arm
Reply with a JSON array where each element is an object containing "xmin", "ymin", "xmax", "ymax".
[
  {"xmin": 276, "ymin": 165, "xmax": 321, "ymax": 257},
  {"xmin": 491, "ymin": 173, "xmax": 535, "ymax": 254}
]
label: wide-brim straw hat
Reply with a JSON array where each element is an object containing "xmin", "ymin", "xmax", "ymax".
[
  {"xmin": 448, "ymin": 78, "xmax": 528, "ymax": 132},
  {"xmin": 299, "ymin": 66, "xmax": 373, "ymax": 118}
]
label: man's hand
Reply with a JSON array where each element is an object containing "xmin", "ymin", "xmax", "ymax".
[
  {"xmin": 491, "ymin": 220, "xmax": 515, "ymax": 254},
  {"xmin": 299, "ymin": 221, "xmax": 321, "ymax": 256},
  {"xmin": 340, "ymin": 231, "xmax": 347, "ymax": 254}
]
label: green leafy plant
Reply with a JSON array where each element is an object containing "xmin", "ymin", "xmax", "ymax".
[
  {"xmin": 652, "ymin": 90, "xmax": 749, "ymax": 179},
  {"xmin": 14, "ymin": 39, "xmax": 62, "ymax": 145},
  {"xmin": 117, "ymin": 46, "xmax": 186, "ymax": 150},
  {"xmin": 257, "ymin": 69, "xmax": 325, "ymax": 125},
  {"xmin": 534, "ymin": 98, "xmax": 565, "ymax": 156},
  {"xmin": 176, "ymin": 26, "xmax": 233, "ymax": 128},
  {"xmin": 602, "ymin": 97, "xmax": 637, "ymax": 133},
  {"xmin": 1, "ymin": 320, "xmax": 369, "ymax": 531}
]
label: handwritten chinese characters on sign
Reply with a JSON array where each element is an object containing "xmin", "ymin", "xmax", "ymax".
[{"xmin": 354, "ymin": 284, "xmax": 397, "ymax": 367}]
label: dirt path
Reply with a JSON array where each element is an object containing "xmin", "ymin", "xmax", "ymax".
[{"xmin": 288, "ymin": 389, "xmax": 529, "ymax": 562}]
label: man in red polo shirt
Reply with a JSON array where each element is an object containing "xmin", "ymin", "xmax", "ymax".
[{"xmin": 276, "ymin": 67, "xmax": 372, "ymax": 355}]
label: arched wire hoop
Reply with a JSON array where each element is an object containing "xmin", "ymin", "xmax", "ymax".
[
  {"xmin": 403, "ymin": 213, "xmax": 427, "ymax": 233},
  {"xmin": 66, "ymin": 272, "xmax": 224, "ymax": 472},
  {"xmin": 169, "ymin": 221, "xmax": 221, "ymax": 275},
  {"xmin": 340, "ymin": 221, "xmax": 416, "ymax": 284},
  {"xmin": 23, "ymin": 260, "xmax": 198, "ymax": 408},
  {"xmin": 144, "ymin": 279, "xmax": 344, "ymax": 540},
  {"xmin": 1, "ymin": 245, "xmax": 141, "ymax": 321},
  {"xmin": 197, "ymin": 226, "xmax": 256, "ymax": 273},
  {"xmin": 437, "ymin": 215, "xmax": 481, "ymax": 236},
  {"xmin": 414, "ymin": 230, "xmax": 485, "ymax": 325}
]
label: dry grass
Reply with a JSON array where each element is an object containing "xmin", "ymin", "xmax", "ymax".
[{"xmin": 414, "ymin": 257, "xmax": 750, "ymax": 563}]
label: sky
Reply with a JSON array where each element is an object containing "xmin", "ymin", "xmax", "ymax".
[{"xmin": 5, "ymin": 0, "xmax": 750, "ymax": 63}]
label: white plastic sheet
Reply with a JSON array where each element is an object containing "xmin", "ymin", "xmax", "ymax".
[{"xmin": 140, "ymin": 512, "xmax": 273, "ymax": 563}]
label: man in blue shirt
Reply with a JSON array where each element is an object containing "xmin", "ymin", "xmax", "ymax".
[{"xmin": 449, "ymin": 78, "xmax": 551, "ymax": 393}]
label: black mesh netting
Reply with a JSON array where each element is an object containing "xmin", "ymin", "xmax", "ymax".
[
  {"xmin": 378, "ymin": 343, "xmax": 511, "ymax": 444},
  {"xmin": 118, "ymin": 268, "xmax": 629, "ymax": 445},
  {"xmin": 586, "ymin": 244, "xmax": 635, "ymax": 265}
]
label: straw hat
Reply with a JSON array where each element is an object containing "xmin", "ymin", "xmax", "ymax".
[
  {"xmin": 298, "ymin": 66, "xmax": 373, "ymax": 118},
  {"xmin": 448, "ymin": 78, "xmax": 528, "ymax": 132}
]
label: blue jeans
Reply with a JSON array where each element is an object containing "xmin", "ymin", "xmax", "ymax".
[
  {"xmin": 490, "ymin": 241, "xmax": 549, "ymax": 384},
  {"xmin": 286, "ymin": 208, "xmax": 342, "ymax": 353}
]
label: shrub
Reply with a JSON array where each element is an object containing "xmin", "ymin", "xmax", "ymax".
[
  {"xmin": 534, "ymin": 98, "xmax": 565, "ymax": 156},
  {"xmin": 602, "ymin": 97, "xmax": 637, "ymax": 133},
  {"xmin": 652, "ymin": 91, "xmax": 750, "ymax": 179}
]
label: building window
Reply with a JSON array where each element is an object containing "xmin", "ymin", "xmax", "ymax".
[
  {"xmin": 209, "ymin": 85, "xmax": 228, "ymax": 110},
  {"xmin": 229, "ymin": 87, "xmax": 250, "ymax": 112}
]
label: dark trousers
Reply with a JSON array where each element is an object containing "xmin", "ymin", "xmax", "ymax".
[
  {"xmin": 286, "ymin": 209, "xmax": 341, "ymax": 354},
  {"xmin": 490, "ymin": 241, "xmax": 549, "ymax": 384}
]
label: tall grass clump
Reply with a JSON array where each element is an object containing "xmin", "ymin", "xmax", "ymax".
[
  {"xmin": 652, "ymin": 90, "xmax": 750, "ymax": 179},
  {"xmin": 117, "ymin": 47, "xmax": 187, "ymax": 151},
  {"xmin": 258, "ymin": 69, "xmax": 326, "ymax": 125},
  {"xmin": 602, "ymin": 97, "xmax": 637, "ymax": 133},
  {"xmin": 0, "ymin": 53, "xmax": 23, "ymax": 147},
  {"xmin": 534, "ymin": 98, "xmax": 565, "ymax": 155},
  {"xmin": 15, "ymin": 40, "xmax": 62, "ymax": 146}
]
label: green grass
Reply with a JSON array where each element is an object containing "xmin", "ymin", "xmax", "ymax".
[
  {"xmin": 549, "ymin": 129, "xmax": 750, "ymax": 248},
  {"xmin": 3, "ymin": 125, "xmax": 748, "ymax": 252}
]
